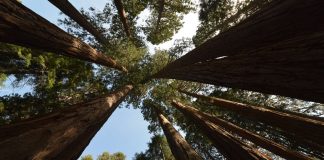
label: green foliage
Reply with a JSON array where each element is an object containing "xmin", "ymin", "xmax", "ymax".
[
  {"xmin": 144, "ymin": 0, "xmax": 194, "ymax": 44},
  {"xmin": 134, "ymin": 135, "xmax": 175, "ymax": 160},
  {"xmin": 81, "ymin": 155, "xmax": 94, "ymax": 160},
  {"xmin": 193, "ymin": 0, "xmax": 270, "ymax": 46},
  {"xmin": 2, "ymin": 1, "xmax": 322, "ymax": 159},
  {"xmin": 81, "ymin": 151, "xmax": 126, "ymax": 160},
  {"xmin": 0, "ymin": 73, "xmax": 6, "ymax": 87}
]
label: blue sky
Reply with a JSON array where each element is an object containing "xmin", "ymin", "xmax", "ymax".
[{"xmin": 4, "ymin": 1, "xmax": 199, "ymax": 159}]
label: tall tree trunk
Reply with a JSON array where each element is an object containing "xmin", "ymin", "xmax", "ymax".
[
  {"xmin": 113, "ymin": 0, "xmax": 131, "ymax": 37},
  {"xmin": 48, "ymin": 0, "xmax": 107, "ymax": 45},
  {"xmin": 174, "ymin": 96, "xmax": 312, "ymax": 160},
  {"xmin": 154, "ymin": 0, "xmax": 324, "ymax": 103},
  {"xmin": 171, "ymin": 100, "xmax": 269, "ymax": 160},
  {"xmin": 154, "ymin": 0, "xmax": 165, "ymax": 32},
  {"xmin": 179, "ymin": 90, "xmax": 324, "ymax": 147},
  {"xmin": 0, "ymin": 0, "xmax": 127, "ymax": 72},
  {"xmin": 0, "ymin": 85, "xmax": 133, "ymax": 160},
  {"xmin": 205, "ymin": 0, "xmax": 269, "ymax": 38},
  {"xmin": 153, "ymin": 107, "xmax": 202, "ymax": 160}
]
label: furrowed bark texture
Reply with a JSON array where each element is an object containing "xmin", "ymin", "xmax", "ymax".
[
  {"xmin": 176, "ymin": 93, "xmax": 313, "ymax": 160},
  {"xmin": 179, "ymin": 90, "xmax": 324, "ymax": 147},
  {"xmin": 154, "ymin": 107, "xmax": 202, "ymax": 160},
  {"xmin": 0, "ymin": 0, "xmax": 127, "ymax": 72},
  {"xmin": 0, "ymin": 85, "xmax": 133, "ymax": 160},
  {"xmin": 154, "ymin": 0, "xmax": 324, "ymax": 103},
  {"xmin": 113, "ymin": 0, "xmax": 131, "ymax": 37},
  {"xmin": 171, "ymin": 100, "xmax": 269, "ymax": 160},
  {"xmin": 48, "ymin": 0, "xmax": 107, "ymax": 45}
]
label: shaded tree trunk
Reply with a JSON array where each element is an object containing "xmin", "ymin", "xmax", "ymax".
[
  {"xmin": 0, "ymin": 0, "xmax": 127, "ymax": 72},
  {"xmin": 179, "ymin": 90, "xmax": 324, "ymax": 147},
  {"xmin": 153, "ymin": 107, "xmax": 202, "ymax": 160},
  {"xmin": 113, "ymin": 0, "xmax": 131, "ymax": 37},
  {"xmin": 171, "ymin": 100, "xmax": 269, "ymax": 160},
  {"xmin": 205, "ymin": 0, "xmax": 270, "ymax": 38},
  {"xmin": 176, "ymin": 94, "xmax": 312, "ymax": 160},
  {"xmin": 155, "ymin": 0, "xmax": 165, "ymax": 32},
  {"xmin": 48, "ymin": 0, "xmax": 107, "ymax": 45},
  {"xmin": 154, "ymin": 0, "xmax": 324, "ymax": 103},
  {"xmin": 0, "ymin": 85, "xmax": 133, "ymax": 160}
]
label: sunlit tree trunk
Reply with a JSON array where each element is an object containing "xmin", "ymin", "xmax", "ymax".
[
  {"xmin": 153, "ymin": 107, "xmax": 202, "ymax": 160},
  {"xmin": 154, "ymin": 0, "xmax": 324, "ymax": 103},
  {"xmin": 179, "ymin": 90, "xmax": 324, "ymax": 147},
  {"xmin": 171, "ymin": 100, "xmax": 269, "ymax": 160},
  {"xmin": 0, "ymin": 85, "xmax": 133, "ymax": 160},
  {"xmin": 0, "ymin": 0, "xmax": 127, "ymax": 72},
  {"xmin": 48, "ymin": 0, "xmax": 107, "ymax": 45},
  {"xmin": 113, "ymin": 0, "xmax": 131, "ymax": 37}
]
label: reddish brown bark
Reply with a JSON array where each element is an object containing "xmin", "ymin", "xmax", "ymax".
[
  {"xmin": 205, "ymin": 0, "xmax": 269, "ymax": 37},
  {"xmin": 154, "ymin": 107, "xmax": 202, "ymax": 160},
  {"xmin": 154, "ymin": 0, "xmax": 324, "ymax": 103},
  {"xmin": 176, "ymin": 95, "xmax": 312, "ymax": 160},
  {"xmin": 0, "ymin": 0, "xmax": 127, "ymax": 72},
  {"xmin": 171, "ymin": 100, "xmax": 270, "ymax": 160},
  {"xmin": 0, "ymin": 85, "xmax": 133, "ymax": 160},
  {"xmin": 179, "ymin": 90, "xmax": 324, "ymax": 147},
  {"xmin": 48, "ymin": 0, "xmax": 107, "ymax": 45},
  {"xmin": 113, "ymin": 0, "xmax": 131, "ymax": 37}
]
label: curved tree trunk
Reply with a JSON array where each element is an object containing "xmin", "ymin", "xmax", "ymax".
[
  {"xmin": 179, "ymin": 90, "xmax": 324, "ymax": 147},
  {"xmin": 175, "ymin": 95, "xmax": 313, "ymax": 160},
  {"xmin": 154, "ymin": 0, "xmax": 324, "ymax": 103},
  {"xmin": 113, "ymin": 0, "xmax": 131, "ymax": 37},
  {"xmin": 153, "ymin": 107, "xmax": 202, "ymax": 160},
  {"xmin": 48, "ymin": 0, "xmax": 107, "ymax": 45},
  {"xmin": 0, "ymin": 0, "xmax": 127, "ymax": 72},
  {"xmin": 0, "ymin": 85, "xmax": 133, "ymax": 160},
  {"xmin": 171, "ymin": 100, "xmax": 270, "ymax": 160}
]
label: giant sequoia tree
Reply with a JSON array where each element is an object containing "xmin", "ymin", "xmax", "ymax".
[
  {"xmin": 0, "ymin": 85, "xmax": 133, "ymax": 159},
  {"xmin": 1, "ymin": 0, "xmax": 324, "ymax": 159},
  {"xmin": 179, "ymin": 90, "xmax": 324, "ymax": 146},
  {"xmin": 48, "ymin": 0, "xmax": 107, "ymax": 44},
  {"xmin": 154, "ymin": 0, "xmax": 324, "ymax": 103},
  {"xmin": 152, "ymin": 103, "xmax": 202, "ymax": 160},
  {"xmin": 0, "ymin": 0, "xmax": 126, "ymax": 72}
]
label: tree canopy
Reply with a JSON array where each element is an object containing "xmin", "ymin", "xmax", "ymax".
[
  {"xmin": 0, "ymin": 0, "xmax": 323, "ymax": 159},
  {"xmin": 81, "ymin": 151, "xmax": 126, "ymax": 160}
]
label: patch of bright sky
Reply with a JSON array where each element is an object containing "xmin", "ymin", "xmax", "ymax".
[
  {"xmin": 4, "ymin": 1, "xmax": 200, "ymax": 159},
  {"xmin": 0, "ymin": 76, "xmax": 33, "ymax": 96}
]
